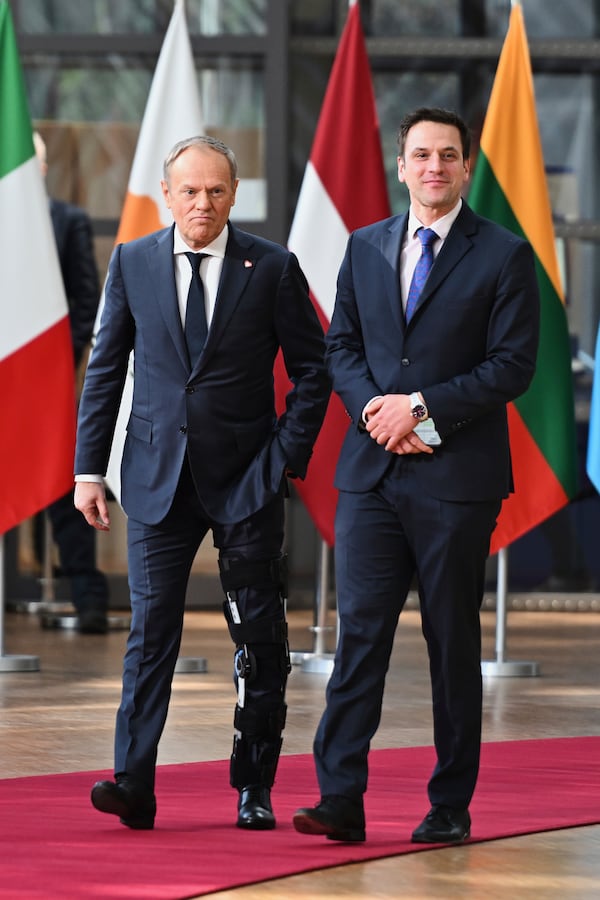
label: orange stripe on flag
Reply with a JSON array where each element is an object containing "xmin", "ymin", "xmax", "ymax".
[
  {"xmin": 116, "ymin": 193, "xmax": 163, "ymax": 245},
  {"xmin": 490, "ymin": 404, "xmax": 569, "ymax": 554},
  {"xmin": 0, "ymin": 319, "xmax": 76, "ymax": 533}
]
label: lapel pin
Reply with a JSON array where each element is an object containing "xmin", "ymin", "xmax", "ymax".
[{"xmin": 244, "ymin": 259, "xmax": 253, "ymax": 268}]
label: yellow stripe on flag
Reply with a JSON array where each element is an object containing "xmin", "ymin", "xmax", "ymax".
[{"xmin": 479, "ymin": 5, "xmax": 563, "ymax": 301}]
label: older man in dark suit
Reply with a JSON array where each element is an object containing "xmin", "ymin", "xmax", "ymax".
[
  {"xmin": 294, "ymin": 108, "xmax": 539, "ymax": 845},
  {"xmin": 74, "ymin": 135, "xmax": 330, "ymax": 831}
]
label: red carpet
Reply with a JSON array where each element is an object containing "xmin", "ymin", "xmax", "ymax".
[{"xmin": 0, "ymin": 737, "xmax": 598, "ymax": 899}]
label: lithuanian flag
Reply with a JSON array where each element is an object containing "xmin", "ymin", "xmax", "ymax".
[{"xmin": 469, "ymin": 4, "xmax": 578, "ymax": 554}]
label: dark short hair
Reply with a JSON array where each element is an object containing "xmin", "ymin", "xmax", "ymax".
[
  {"xmin": 163, "ymin": 135, "xmax": 238, "ymax": 186},
  {"xmin": 397, "ymin": 107, "xmax": 471, "ymax": 160}
]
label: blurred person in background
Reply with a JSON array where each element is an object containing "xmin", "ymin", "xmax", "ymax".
[{"xmin": 34, "ymin": 131, "xmax": 109, "ymax": 634}]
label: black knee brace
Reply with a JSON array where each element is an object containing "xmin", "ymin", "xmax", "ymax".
[
  {"xmin": 219, "ymin": 555, "xmax": 291, "ymax": 789},
  {"xmin": 220, "ymin": 554, "xmax": 291, "ymax": 688}
]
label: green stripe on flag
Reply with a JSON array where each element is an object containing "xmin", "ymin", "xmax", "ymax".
[
  {"xmin": 470, "ymin": 152, "xmax": 577, "ymax": 497},
  {"xmin": 0, "ymin": 1, "xmax": 35, "ymax": 179}
]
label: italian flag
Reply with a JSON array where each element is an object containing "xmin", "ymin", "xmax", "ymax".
[
  {"xmin": 285, "ymin": 0, "xmax": 391, "ymax": 545},
  {"xmin": 469, "ymin": 4, "xmax": 578, "ymax": 554},
  {"xmin": 0, "ymin": 1, "xmax": 76, "ymax": 535}
]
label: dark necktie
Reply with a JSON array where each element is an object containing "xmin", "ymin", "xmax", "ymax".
[
  {"xmin": 184, "ymin": 251, "xmax": 208, "ymax": 364},
  {"xmin": 405, "ymin": 227, "xmax": 437, "ymax": 322}
]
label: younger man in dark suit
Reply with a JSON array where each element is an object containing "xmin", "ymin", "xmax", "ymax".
[{"xmin": 294, "ymin": 107, "xmax": 539, "ymax": 844}]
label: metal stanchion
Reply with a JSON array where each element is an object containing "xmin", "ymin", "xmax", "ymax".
[
  {"xmin": 174, "ymin": 655, "xmax": 208, "ymax": 674},
  {"xmin": 290, "ymin": 539, "xmax": 336, "ymax": 675},
  {"xmin": 26, "ymin": 512, "xmax": 130, "ymax": 631},
  {"xmin": 481, "ymin": 546, "xmax": 539, "ymax": 678},
  {"xmin": 0, "ymin": 535, "xmax": 40, "ymax": 671}
]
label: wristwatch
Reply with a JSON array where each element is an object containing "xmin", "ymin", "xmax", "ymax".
[{"xmin": 409, "ymin": 392, "xmax": 428, "ymax": 421}]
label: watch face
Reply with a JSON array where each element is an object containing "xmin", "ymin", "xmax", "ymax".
[{"xmin": 411, "ymin": 404, "xmax": 427, "ymax": 420}]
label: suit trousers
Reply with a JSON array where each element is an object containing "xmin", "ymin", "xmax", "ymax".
[
  {"xmin": 314, "ymin": 456, "xmax": 501, "ymax": 809},
  {"xmin": 45, "ymin": 489, "xmax": 108, "ymax": 614},
  {"xmin": 115, "ymin": 457, "xmax": 286, "ymax": 791}
]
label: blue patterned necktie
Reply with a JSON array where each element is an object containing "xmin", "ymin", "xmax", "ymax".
[
  {"xmin": 184, "ymin": 251, "xmax": 208, "ymax": 363},
  {"xmin": 405, "ymin": 228, "xmax": 437, "ymax": 322}
]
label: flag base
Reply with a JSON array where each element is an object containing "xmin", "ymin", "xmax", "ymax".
[
  {"xmin": 481, "ymin": 659, "xmax": 540, "ymax": 677},
  {"xmin": 0, "ymin": 654, "xmax": 40, "ymax": 672}
]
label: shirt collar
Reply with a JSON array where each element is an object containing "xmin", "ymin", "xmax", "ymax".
[
  {"xmin": 173, "ymin": 223, "xmax": 228, "ymax": 258},
  {"xmin": 408, "ymin": 198, "xmax": 462, "ymax": 241}
]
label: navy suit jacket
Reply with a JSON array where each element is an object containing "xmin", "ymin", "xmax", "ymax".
[
  {"xmin": 75, "ymin": 223, "xmax": 330, "ymax": 525},
  {"xmin": 326, "ymin": 203, "xmax": 540, "ymax": 502},
  {"xmin": 49, "ymin": 198, "xmax": 100, "ymax": 366}
]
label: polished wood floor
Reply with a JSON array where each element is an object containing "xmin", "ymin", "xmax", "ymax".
[{"xmin": 1, "ymin": 598, "xmax": 599, "ymax": 899}]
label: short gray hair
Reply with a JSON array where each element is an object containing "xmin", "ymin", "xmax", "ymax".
[{"xmin": 163, "ymin": 135, "xmax": 238, "ymax": 186}]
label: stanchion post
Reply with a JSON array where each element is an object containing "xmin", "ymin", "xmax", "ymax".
[
  {"xmin": 481, "ymin": 546, "xmax": 539, "ymax": 678},
  {"xmin": 290, "ymin": 537, "xmax": 336, "ymax": 669},
  {"xmin": 0, "ymin": 534, "xmax": 40, "ymax": 671},
  {"xmin": 297, "ymin": 539, "xmax": 336, "ymax": 674}
]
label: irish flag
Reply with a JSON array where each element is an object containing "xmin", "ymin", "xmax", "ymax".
[
  {"xmin": 101, "ymin": 0, "xmax": 203, "ymax": 498},
  {"xmin": 0, "ymin": 1, "xmax": 76, "ymax": 535},
  {"xmin": 469, "ymin": 4, "xmax": 577, "ymax": 554},
  {"xmin": 286, "ymin": 0, "xmax": 391, "ymax": 545}
]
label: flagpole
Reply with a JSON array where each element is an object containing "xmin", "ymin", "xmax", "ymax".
[
  {"xmin": 481, "ymin": 0, "xmax": 540, "ymax": 679},
  {"xmin": 290, "ymin": 538, "xmax": 335, "ymax": 673},
  {"xmin": 0, "ymin": 535, "xmax": 40, "ymax": 671},
  {"xmin": 481, "ymin": 546, "xmax": 539, "ymax": 677}
]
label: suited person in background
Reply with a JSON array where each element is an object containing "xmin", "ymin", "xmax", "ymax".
[
  {"xmin": 74, "ymin": 135, "xmax": 329, "ymax": 831},
  {"xmin": 294, "ymin": 108, "xmax": 539, "ymax": 844},
  {"xmin": 33, "ymin": 131, "xmax": 109, "ymax": 634}
]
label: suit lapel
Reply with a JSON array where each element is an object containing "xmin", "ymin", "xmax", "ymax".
[
  {"xmin": 146, "ymin": 226, "xmax": 190, "ymax": 372},
  {"xmin": 380, "ymin": 215, "xmax": 407, "ymax": 335},
  {"xmin": 411, "ymin": 205, "xmax": 477, "ymax": 318},
  {"xmin": 192, "ymin": 224, "xmax": 256, "ymax": 373}
]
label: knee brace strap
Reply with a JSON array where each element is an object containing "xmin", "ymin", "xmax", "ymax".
[
  {"xmin": 234, "ymin": 701, "xmax": 287, "ymax": 737},
  {"xmin": 225, "ymin": 610, "xmax": 288, "ymax": 648},
  {"xmin": 219, "ymin": 554, "xmax": 288, "ymax": 594}
]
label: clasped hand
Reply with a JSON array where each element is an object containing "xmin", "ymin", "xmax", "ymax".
[{"xmin": 365, "ymin": 395, "xmax": 434, "ymax": 455}]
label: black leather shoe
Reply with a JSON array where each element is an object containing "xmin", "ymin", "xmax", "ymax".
[
  {"xmin": 77, "ymin": 609, "xmax": 108, "ymax": 634},
  {"xmin": 91, "ymin": 776, "xmax": 156, "ymax": 829},
  {"xmin": 236, "ymin": 786, "xmax": 276, "ymax": 830},
  {"xmin": 293, "ymin": 795, "xmax": 366, "ymax": 842},
  {"xmin": 411, "ymin": 805, "xmax": 471, "ymax": 843}
]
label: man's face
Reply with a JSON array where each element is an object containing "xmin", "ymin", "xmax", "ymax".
[
  {"xmin": 161, "ymin": 145, "xmax": 238, "ymax": 249},
  {"xmin": 397, "ymin": 120, "xmax": 470, "ymax": 220}
]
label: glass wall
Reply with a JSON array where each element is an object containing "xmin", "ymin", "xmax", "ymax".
[
  {"xmin": 18, "ymin": 0, "xmax": 272, "ymax": 278},
  {"xmin": 7, "ymin": 0, "xmax": 600, "ymax": 599},
  {"xmin": 291, "ymin": 0, "xmax": 600, "ymax": 358}
]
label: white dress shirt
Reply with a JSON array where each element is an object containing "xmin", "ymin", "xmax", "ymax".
[
  {"xmin": 173, "ymin": 224, "xmax": 228, "ymax": 327},
  {"xmin": 400, "ymin": 199, "xmax": 462, "ymax": 315}
]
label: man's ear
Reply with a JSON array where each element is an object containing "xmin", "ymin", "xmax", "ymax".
[{"xmin": 397, "ymin": 156, "xmax": 406, "ymax": 184}]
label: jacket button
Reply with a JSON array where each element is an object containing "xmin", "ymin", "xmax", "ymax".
[
  {"xmin": 401, "ymin": 358, "xmax": 410, "ymax": 367},
  {"xmin": 179, "ymin": 425, "xmax": 187, "ymax": 434},
  {"xmin": 185, "ymin": 386, "xmax": 194, "ymax": 394}
]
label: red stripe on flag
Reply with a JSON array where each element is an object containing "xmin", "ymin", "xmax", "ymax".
[
  {"xmin": 0, "ymin": 319, "xmax": 76, "ymax": 534},
  {"xmin": 310, "ymin": 4, "xmax": 391, "ymax": 232},
  {"xmin": 490, "ymin": 403, "xmax": 569, "ymax": 555},
  {"xmin": 283, "ymin": 4, "xmax": 390, "ymax": 545}
]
